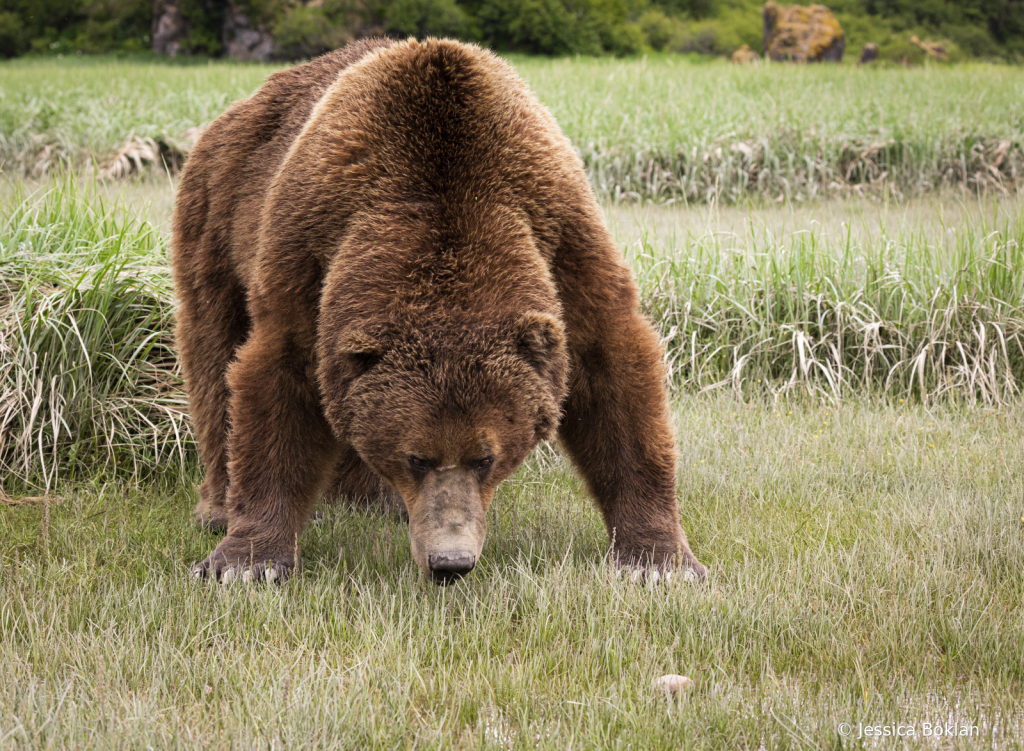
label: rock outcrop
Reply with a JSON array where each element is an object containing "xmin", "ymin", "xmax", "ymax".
[
  {"xmin": 151, "ymin": 0, "xmax": 190, "ymax": 57},
  {"xmin": 152, "ymin": 0, "xmax": 276, "ymax": 60},
  {"xmin": 858, "ymin": 42, "xmax": 878, "ymax": 63},
  {"xmin": 222, "ymin": 5, "xmax": 275, "ymax": 61},
  {"xmin": 763, "ymin": 2, "xmax": 844, "ymax": 62}
]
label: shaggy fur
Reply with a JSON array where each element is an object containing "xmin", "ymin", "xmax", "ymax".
[{"xmin": 172, "ymin": 37, "xmax": 706, "ymax": 581}]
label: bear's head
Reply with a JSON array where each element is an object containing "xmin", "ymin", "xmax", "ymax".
[{"xmin": 319, "ymin": 312, "xmax": 568, "ymax": 583}]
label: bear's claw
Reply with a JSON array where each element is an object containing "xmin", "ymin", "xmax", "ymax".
[
  {"xmin": 614, "ymin": 546, "xmax": 708, "ymax": 584},
  {"xmin": 192, "ymin": 537, "xmax": 297, "ymax": 584},
  {"xmin": 192, "ymin": 558, "xmax": 293, "ymax": 584}
]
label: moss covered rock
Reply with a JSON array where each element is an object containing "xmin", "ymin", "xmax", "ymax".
[{"xmin": 763, "ymin": 2, "xmax": 844, "ymax": 62}]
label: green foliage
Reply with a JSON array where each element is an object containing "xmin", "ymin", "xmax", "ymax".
[
  {"xmin": 823, "ymin": 0, "xmax": 1018, "ymax": 62},
  {"xmin": 475, "ymin": 0, "xmax": 599, "ymax": 55},
  {"xmin": 668, "ymin": 11, "xmax": 761, "ymax": 55},
  {"xmin": 386, "ymin": 0, "xmax": 477, "ymax": 40},
  {"xmin": 0, "ymin": 0, "xmax": 152, "ymax": 55},
  {"xmin": 638, "ymin": 9, "xmax": 676, "ymax": 50},
  {"xmin": 0, "ymin": 10, "xmax": 24, "ymax": 57},
  {"xmin": 74, "ymin": 0, "xmax": 153, "ymax": 52},
  {"xmin": 272, "ymin": 6, "xmax": 352, "ymax": 59},
  {"xmin": 832, "ymin": 0, "xmax": 1024, "ymax": 45},
  {"xmin": 652, "ymin": 0, "xmax": 716, "ymax": 19},
  {"xmin": 231, "ymin": 0, "xmax": 367, "ymax": 60},
  {"xmin": 0, "ymin": 0, "xmax": 1020, "ymax": 58},
  {"xmin": 173, "ymin": 0, "xmax": 223, "ymax": 56}
]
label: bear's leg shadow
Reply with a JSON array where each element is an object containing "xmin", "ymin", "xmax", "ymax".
[
  {"xmin": 175, "ymin": 260, "xmax": 250, "ymax": 534},
  {"xmin": 192, "ymin": 329, "xmax": 340, "ymax": 581},
  {"xmin": 554, "ymin": 227, "xmax": 706, "ymax": 579}
]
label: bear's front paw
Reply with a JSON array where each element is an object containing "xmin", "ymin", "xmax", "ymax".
[
  {"xmin": 192, "ymin": 536, "xmax": 297, "ymax": 584},
  {"xmin": 615, "ymin": 544, "xmax": 707, "ymax": 584}
]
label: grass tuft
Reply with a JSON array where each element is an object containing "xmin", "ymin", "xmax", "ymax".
[{"xmin": 0, "ymin": 175, "xmax": 188, "ymax": 493}]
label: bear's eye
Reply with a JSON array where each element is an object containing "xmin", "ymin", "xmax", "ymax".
[
  {"xmin": 409, "ymin": 456, "xmax": 428, "ymax": 471},
  {"xmin": 473, "ymin": 457, "xmax": 494, "ymax": 471}
]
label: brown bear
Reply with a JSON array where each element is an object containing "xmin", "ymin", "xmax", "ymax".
[{"xmin": 172, "ymin": 37, "xmax": 706, "ymax": 584}]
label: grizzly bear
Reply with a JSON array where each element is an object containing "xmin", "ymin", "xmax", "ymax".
[{"xmin": 172, "ymin": 37, "xmax": 706, "ymax": 584}]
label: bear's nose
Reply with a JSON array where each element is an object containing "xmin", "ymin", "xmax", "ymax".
[{"xmin": 427, "ymin": 551, "xmax": 476, "ymax": 584}]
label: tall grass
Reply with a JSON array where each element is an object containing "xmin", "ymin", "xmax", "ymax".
[
  {"xmin": 0, "ymin": 56, "xmax": 1022, "ymax": 201},
  {"xmin": 524, "ymin": 57, "xmax": 1024, "ymax": 202},
  {"xmin": 629, "ymin": 201, "xmax": 1024, "ymax": 402},
  {"xmin": 0, "ymin": 176, "xmax": 187, "ymax": 494}
]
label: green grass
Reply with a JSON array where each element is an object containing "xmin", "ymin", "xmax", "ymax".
[
  {"xmin": 1, "ymin": 55, "xmax": 1022, "ymax": 201},
  {"xmin": 0, "ymin": 177, "xmax": 186, "ymax": 494},
  {"xmin": 1, "ymin": 394, "xmax": 1022, "ymax": 748}
]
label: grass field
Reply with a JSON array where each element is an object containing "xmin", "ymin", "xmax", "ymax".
[
  {"xmin": 1, "ymin": 55, "xmax": 1022, "ymax": 201},
  {"xmin": 1, "ymin": 53, "xmax": 1023, "ymax": 749},
  {"xmin": 2, "ymin": 393, "xmax": 1022, "ymax": 748}
]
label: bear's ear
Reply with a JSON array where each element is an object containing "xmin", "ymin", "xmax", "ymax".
[
  {"xmin": 514, "ymin": 312, "xmax": 567, "ymax": 387},
  {"xmin": 337, "ymin": 331, "xmax": 384, "ymax": 376}
]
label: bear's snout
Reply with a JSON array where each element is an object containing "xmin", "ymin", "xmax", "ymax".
[
  {"xmin": 407, "ymin": 468, "xmax": 488, "ymax": 581},
  {"xmin": 427, "ymin": 551, "xmax": 477, "ymax": 584}
]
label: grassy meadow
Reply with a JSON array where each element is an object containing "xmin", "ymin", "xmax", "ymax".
[
  {"xmin": 0, "ymin": 55, "xmax": 1023, "ymax": 201},
  {"xmin": 1, "ymin": 54, "xmax": 1024, "ymax": 749}
]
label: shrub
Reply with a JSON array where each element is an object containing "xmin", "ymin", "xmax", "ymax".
[
  {"xmin": 0, "ymin": 10, "xmax": 24, "ymax": 57},
  {"xmin": 272, "ymin": 6, "xmax": 351, "ymax": 59},
  {"xmin": 385, "ymin": 0, "xmax": 477, "ymax": 40},
  {"xmin": 941, "ymin": 22, "xmax": 1001, "ymax": 58},
  {"xmin": 474, "ymin": 0, "xmax": 655, "ymax": 55},
  {"xmin": 639, "ymin": 9, "xmax": 679, "ymax": 51},
  {"xmin": 670, "ymin": 20, "xmax": 715, "ymax": 54},
  {"xmin": 476, "ymin": 0, "xmax": 594, "ymax": 55},
  {"xmin": 596, "ymin": 18, "xmax": 646, "ymax": 55}
]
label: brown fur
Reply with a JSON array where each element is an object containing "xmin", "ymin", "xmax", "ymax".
[{"xmin": 172, "ymin": 37, "xmax": 706, "ymax": 581}]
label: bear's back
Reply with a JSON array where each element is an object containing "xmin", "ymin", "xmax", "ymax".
[
  {"xmin": 176, "ymin": 38, "xmax": 590, "ymax": 309},
  {"xmin": 256, "ymin": 39, "xmax": 580, "ymax": 276}
]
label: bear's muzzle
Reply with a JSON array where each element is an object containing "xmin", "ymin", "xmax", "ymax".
[{"xmin": 407, "ymin": 467, "xmax": 487, "ymax": 584}]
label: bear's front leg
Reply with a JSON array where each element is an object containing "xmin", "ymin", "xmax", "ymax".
[
  {"xmin": 559, "ymin": 315, "xmax": 707, "ymax": 580},
  {"xmin": 552, "ymin": 213, "xmax": 706, "ymax": 580},
  {"xmin": 192, "ymin": 331, "xmax": 339, "ymax": 582}
]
